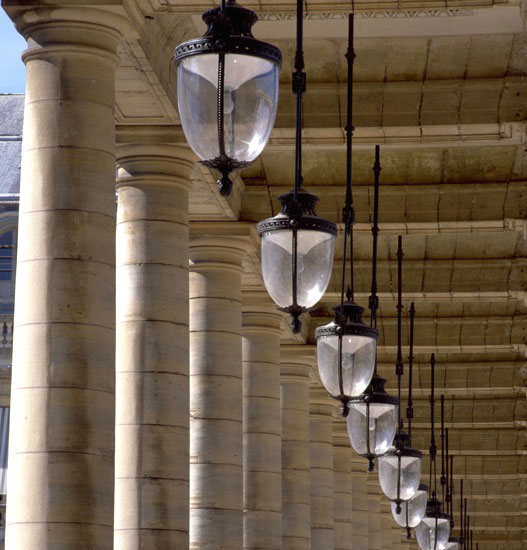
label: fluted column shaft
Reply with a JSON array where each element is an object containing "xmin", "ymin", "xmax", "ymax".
[
  {"xmin": 368, "ymin": 479, "xmax": 382, "ymax": 550},
  {"xmin": 5, "ymin": 7, "xmax": 126, "ymax": 549},
  {"xmin": 350, "ymin": 456, "xmax": 369, "ymax": 550},
  {"xmin": 281, "ymin": 357, "xmax": 312, "ymax": 550},
  {"xmin": 242, "ymin": 307, "xmax": 283, "ymax": 549},
  {"xmin": 189, "ymin": 233, "xmax": 251, "ymax": 550},
  {"xmin": 333, "ymin": 433, "xmax": 352, "ymax": 550},
  {"xmin": 309, "ymin": 393, "xmax": 335, "ymax": 550},
  {"xmin": 114, "ymin": 144, "xmax": 195, "ymax": 549}
]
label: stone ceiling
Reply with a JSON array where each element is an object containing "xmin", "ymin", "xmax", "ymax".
[{"xmin": 117, "ymin": 0, "xmax": 527, "ymax": 546}]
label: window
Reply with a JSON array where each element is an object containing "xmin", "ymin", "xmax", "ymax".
[{"xmin": 0, "ymin": 232, "xmax": 15, "ymax": 282}]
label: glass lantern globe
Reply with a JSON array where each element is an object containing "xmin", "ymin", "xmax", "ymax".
[
  {"xmin": 416, "ymin": 499, "xmax": 451, "ymax": 550},
  {"xmin": 258, "ymin": 188, "xmax": 337, "ymax": 333},
  {"xmin": 315, "ymin": 301, "xmax": 377, "ymax": 414},
  {"xmin": 378, "ymin": 431, "xmax": 422, "ymax": 512},
  {"xmin": 445, "ymin": 536, "xmax": 461, "ymax": 550},
  {"xmin": 174, "ymin": 0, "xmax": 281, "ymax": 196},
  {"xmin": 391, "ymin": 483, "xmax": 428, "ymax": 538},
  {"xmin": 347, "ymin": 374, "xmax": 398, "ymax": 471}
]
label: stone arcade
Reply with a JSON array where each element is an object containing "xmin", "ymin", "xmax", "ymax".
[{"xmin": 0, "ymin": 1, "xmax": 526, "ymax": 549}]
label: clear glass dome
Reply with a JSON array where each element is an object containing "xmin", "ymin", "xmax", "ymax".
[
  {"xmin": 391, "ymin": 485, "xmax": 428, "ymax": 528},
  {"xmin": 378, "ymin": 451, "xmax": 422, "ymax": 502},
  {"xmin": 260, "ymin": 228, "xmax": 335, "ymax": 309},
  {"xmin": 347, "ymin": 401, "xmax": 397, "ymax": 457},
  {"xmin": 177, "ymin": 53, "xmax": 279, "ymax": 163},
  {"xmin": 416, "ymin": 516, "xmax": 451, "ymax": 550},
  {"xmin": 445, "ymin": 541, "xmax": 459, "ymax": 550},
  {"xmin": 317, "ymin": 330, "xmax": 376, "ymax": 398}
]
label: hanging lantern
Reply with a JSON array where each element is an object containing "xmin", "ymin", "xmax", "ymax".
[
  {"xmin": 345, "ymin": 143, "xmax": 396, "ymax": 468},
  {"xmin": 379, "ymin": 431, "xmax": 422, "ymax": 510},
  {"xmin": 416, "ymin": 353, "xmax": 451, "ymax": 550},
  {"xmin": 347, "ymin": 374, "xmax": 398, "ymax": 471},
  {"xmin": 391, "ymin": 483, "xmax": 428, "ymax": 538},
  {"xmin": 416, "ymin": 499, "xmax": 451, "ymax": 550},
  {"xmin": 315, "ymin": 32, "xmax": 379, "ymax": 411},
  {"xmin": 380, "ymin": 296, "xmax": 422, "ymax": 511},
  {"xmin": 258, "ymin": 190, "xmax": 337, "ymax": 333},
  {"xmin": 316, "ymin": 302, "xmax": 377, "ymax": 410},
  {"xmin": 257, "ymin": 0, "xmax": 336, "ymax": 333},
  {"xmin": 174, "ymin": 0, "xmax": 282, "ymax": 196}
]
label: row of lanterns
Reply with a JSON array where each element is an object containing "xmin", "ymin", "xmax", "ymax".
[{"xmin": 174, "ymin": 2, "xmax": 480, "ymax": 548}]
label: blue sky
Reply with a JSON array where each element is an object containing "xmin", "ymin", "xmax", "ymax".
[{"xmin": 0, "ymin": 10, "xmax": 26, "ymax": 93}]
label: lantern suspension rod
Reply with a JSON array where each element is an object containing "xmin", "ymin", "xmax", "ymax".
[
  {"xmin": 396, "ymin": 235, "xmax": 404, "ymax": 434},
  {"xmin": 406, "ymin": 301, "xmax": 415, "ymax": 439},
  {"xmin": 340, "ymin": 14, "xmax": 356, "ymax": 308},
  {"xmin": 464, "ymin": 498, "xmax": 468, "ymax": 550},
  {"xmin": 460, "ymin": 479, "xmax": 464, "ymax": 545},
  {"xmin": 340, "ymin": 13, "xmax": 356, "ymax": 306},
  {"xmin": 293, "ymin": 0, "xmax": 306, "ymax": 199},
  {"xmin": 447, "ymin": 429, "xmax": 451, "ymax": 506},
  {"xmin": 450, "ymin": 454, "xmax": 454, "ymax": 528},
  {"xmin": 470, "ymin": 526, "xmax": 473, "ymax": 550},
  {"xmin": 429, "ymin": 353, "xmax": 437, "ymax": 499},
  {"xmin": 369, "ymin": 144, "xmax": 381, "ymax": 327},
  {"xmin": 440, "ymin": 394, "xmax": 446, "ymax": 506},
  {"xmin": 466, "ymin": 513, "xmax": 470, "ymax": 550}
]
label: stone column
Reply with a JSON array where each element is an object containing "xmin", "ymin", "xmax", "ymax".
[
  {"xmin": 309, "ymin": 388, "xmax": 335, "ymax": 550},
  {"xmin": 333, "ymin": 429, "xmax": 352, "ymax": 550},
  {"xmin": 114, "ymin": 144, "xmax": 195, "ymax": 549},
  {"xmin": 189, "ymin": 229, "xmax": 251, "ymax": 550},
  {"xmin": 4, "ymin": 7, "xmax": 127, "ymax": 549},
  {"xmin": 350, "ymin": 456, "xmax": 369, "ymax": 550},
  {"xmin": 242, "ymin": 304, "xmax": 283, "ymax": 550},
  {"xmin": 391, "ymin": 525, "xmax": 403, "ymax": 549},
  {"xmin": 367, "ymin": 478, "xmax": 382, "ymax": 550},
  {"xmin": 380, "ymin": 501, "xmax": 393, "ymax": 550},
  {"xmin": 280, "ymin": 350, "xmax": 312, "ymax": 550}
]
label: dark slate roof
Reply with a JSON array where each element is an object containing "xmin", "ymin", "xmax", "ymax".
[
  {"xmin": 0, "ymin": 141, "xmax": 21, "ymax": 195},
  {"xmin": 0, "ymin": 95, "xmax": 23, "ymax": 198},
  {"xmin": 0, "ymin": 95, "xmax": 24, "ymax": 137}
]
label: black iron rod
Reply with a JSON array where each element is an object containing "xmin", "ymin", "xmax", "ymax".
[
  {"xmin": 407, "ymin": 302, "xmax": 415, "ymax": 439},
  {"xmin": 440, "ymin": 394, "xmax": 446, "ymax": 506},
  {"xmin": 429, "ymin": 353, "xmax": 436, "ymax": 497},
  {"xmin": 450, "ymin": 454, "xmax": 454, "ymax": 527},
  {"xmin": 460, "ymin": 479, "xmax": 464, "ymax": 544},
  {"xmin": 396, "ymin": 236, "xmax": 403, "ymax": 434},
  {"xmin": 464, "ymin": 499, "xmax": 468, "ymax": 550},
  {"xmin": 345, "ymin": 14, "xmax": 355, "ymax": 300},
  {"xmin": 293, "ymin": 0, "xmax": 305, "ymax": 198},
  {"xmin": 369, "ymin": 145, "xmax": 381, "ymax": 328}
]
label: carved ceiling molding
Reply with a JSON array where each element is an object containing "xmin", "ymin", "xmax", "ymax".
[{"xmin": 259, "ymin": 8, "xmax": 475, "ymax": 20}]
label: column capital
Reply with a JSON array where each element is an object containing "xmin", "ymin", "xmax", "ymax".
[
  {"xmin": 242, "ymin": 309, "xmax": 282, "ymax": 335},
  {"xmin": 7, "ymin": 5, "xmax": 134, "ymax": 63},
  {"xmin": 333, "ymin": 433, "xmax": 351, "ymax": 449},
  {"xmin": 309, "ymin": 386, "xmax": 338, "ymax": 412},
  {"xmin": 189, "ymin": 229, "xmax": 253, "ymax": 271},
  {"xmin": 116, "ymin": 143, "xmax": 196, "ymax": 190}
]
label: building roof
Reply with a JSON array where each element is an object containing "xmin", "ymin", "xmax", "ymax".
[
  {"xmin": 0, "ymin": 94, "xmax": 23, "ymax": 198},
  {"xmin": 0, "ymin": 94, "xmax": 23, "ymax": 138}
]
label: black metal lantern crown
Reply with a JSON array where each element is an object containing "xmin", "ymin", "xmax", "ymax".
[{"xmin": 174, "ymin": 0, "xmax": 282, "ymax": 196}]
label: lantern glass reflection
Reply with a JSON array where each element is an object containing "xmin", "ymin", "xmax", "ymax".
[
  {"xmin": 416, "ymin": 516, "xmax": 451, "ymax": 550},
  {"xmin": 177, "ymin": 54, "xmax": 279, "ymax": 165},
  {"xmin": 260, "ymin": 228, "xmax": 335, "ymax": 309},
  {"xmin": 317, "ymin": 328, "xmax": 376, "ymax": 398},
  {"xmin": 347, "ymin": 400, "xmax": 397, "ymax": 457},
  {"xmin": 378, "ymin": 452, "xmax": 422, "ymax": 502},
  {"xmin": 391, "ymin": 484, "xmax": 428, "ymax": 528}
]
